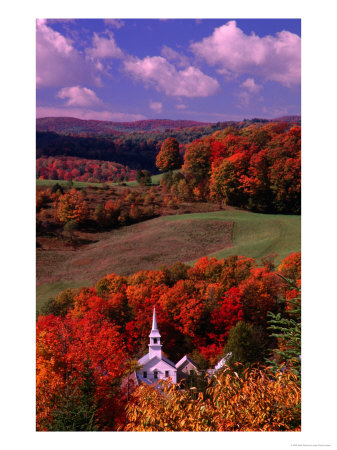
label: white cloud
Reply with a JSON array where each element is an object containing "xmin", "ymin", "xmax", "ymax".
[
  {"xmin": 36, "ymin": 19, "xmax": 100, "ymax": 88},
  {"xmin": 190, "ymin": 20, "xmax": 301, "ymax": 87},
  {"xmin": 161, "ymin": 45, "xmax": 189, "ymax": 68},
  {"xmin": 86, "ymin": 32, "xmax": 124, "ymax": 60},
  {"xmin": 236, "ymin": 91, "xmax": 252, "ymax": 108},
  {"xmin": 240, "ymin": 78, "xmax": 262, "ymax": 94},
  {"xmin": 176, "ymin": 103, "xmax": 187, "ymax": 110},
  {"xmin": 36, "ymin": 106, "xmax": 146, "ymax": 122},
  {"xmin": 104, "ymin": 19, "xmax": 125, "ymax": 29},
  {"xmin": 149, "ymin": 100, "xmax": 163, "ymax": 113},
  {"xmin": 57, "ymin": 86, "xmax": 103, "ymax": 107},
  {"xmin": 124, "ymin": 55, "xmax": 219, "ymax": 98},
  {"xmin": 261, "ymin": 105, "xmax": 291, "ymax": 118}
]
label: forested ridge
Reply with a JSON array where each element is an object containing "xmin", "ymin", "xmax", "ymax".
[{"xmin": 36, "ymin": 117, "xmax": 300, "ymax": 172}]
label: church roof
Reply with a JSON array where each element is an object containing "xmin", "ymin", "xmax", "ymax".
[
  {"xmin": 135, "ymin": 372, "xmax": 152, "ymax": 386},
  {"xmin": 138, "ymin": 353, "xmax": 150, "ymax": 366},
  {"xmin": 137, "ymin": 353, "xmax": 176, "ymax": 369},
  {"xmin": 175, "ymin": 355, "xmax": 198, "ymax": 369},
  {"xmin": 162, "ymin": 355, "xmax": 177, "ymax": 369}
]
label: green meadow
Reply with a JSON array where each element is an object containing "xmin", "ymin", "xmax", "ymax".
[{"xmin": 163, "ymin": 210, "xmax": 300, "ymax": 266}]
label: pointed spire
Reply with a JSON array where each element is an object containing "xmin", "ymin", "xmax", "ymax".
[
  {"xmin": 149, "ymin": 305, "xmax": 161, "ymax": 339},
  {"xmin": 149, "ymin": 305, "xmax": 162, "ymax": 359},
  {"xmin": 152, "ymin": 305, "xmax": 158, "ymax": 331}
]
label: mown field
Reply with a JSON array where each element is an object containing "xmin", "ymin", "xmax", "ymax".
[
  {"xmin": 164, "ymin": 210, "xmax": 300, "ymax": 265},
  {"xmin": 36, "ymin": 209, "xmax": 300, "ymax": 312}
]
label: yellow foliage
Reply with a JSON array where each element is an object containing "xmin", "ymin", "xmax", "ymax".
[{"xmin": 125, "ymin": 367, "xmax": 301, "ymax": 431}]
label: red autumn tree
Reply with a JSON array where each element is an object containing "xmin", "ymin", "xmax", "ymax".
[
  {"xmin": 36, "ymin": 311, "xmax": 127, "ymax": 431},
  {"xmin": 209, "ymin": 286, "xmax": 244, "ymax": 347},
  {"xmin": 239, "ymin": 267, "xmax": 281, "ymax": 326}
]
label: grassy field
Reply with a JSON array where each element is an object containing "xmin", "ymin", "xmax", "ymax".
[
  {"xmin": 36, "ymin": 171, "xmax": 175, "ymax": 188},
  {"xmin": 36, "ymin": 217, "xmax": 233, "ymax": 311},
  {"xmin": 124, "ymin": 171, "xmax": 179, "ymax": 186},
  {"xmin": 36, "ymin": 179, "xmax": 106, "ymax": 188},
  {"xmin": 37, "ymin": 209, "xmax": 300, "ymax": 312},
  {"xmin": 164, "ymin": 210, "xmax": 300, "ymax": 266},
  {"xmin": 36, "ymin": 279, "xmax": 91, "ymax": 314}
]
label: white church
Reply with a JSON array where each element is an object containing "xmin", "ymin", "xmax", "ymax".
[{"xmin": 134, "ymin": 306, "xmax": 199, "ymax": 386}]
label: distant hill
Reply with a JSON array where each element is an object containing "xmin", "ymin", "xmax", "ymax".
[
  {"xmin": 36, "ymin": 115, "xmax": 301, "ymax": 136},
  {"xmin": 36, "ymin": 117, "xmax": 211, "ymax": 135},
  {"xmin": 272, "ymin": 115, "xmax": 301, "ymax": 124}
]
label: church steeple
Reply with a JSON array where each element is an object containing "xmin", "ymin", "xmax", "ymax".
[
  {"xmin": 151, "ymin": 305, "xmax": 158, "ymax": 331},
  {"xmin": 148, "ymin": 305, "xmax": 162, "ymax": 359}
]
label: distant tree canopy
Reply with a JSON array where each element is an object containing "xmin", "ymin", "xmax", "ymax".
[
  {"xmin": 37, "ymin": 156, "xmax": 136, "ymax": 183},
  {"xmin": 37, "ymin": 118, "xmax": 298, "ymax": 175},
  {"xmin": 37, "ymin": 120, "xmax": 301, "ymax": 214}
]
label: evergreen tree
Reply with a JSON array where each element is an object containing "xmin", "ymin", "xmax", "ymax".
[
  {"xmin": 48, "ymin": 360, "xmax": 98, "ymax": 431},
  {"xmin": 265, "ymin": 277, "xmax": 301, "ymax": 382},
  {"xmin": 223, "ymin": 321, "xmax": 268, "ymax": 371}
]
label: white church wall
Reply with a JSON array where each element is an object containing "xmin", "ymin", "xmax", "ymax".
[{"xmin": 139, "ymin": 358, "xmax": 177, "ymax": 384}]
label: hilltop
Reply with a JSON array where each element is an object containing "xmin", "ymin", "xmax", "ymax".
[
  {"xmin": 36, "ymin": 117, "xmax": 212, "ymax": 135},
  {"xmin": 36, "ymin": 115, "xmax": 300, "ymax": 136}
]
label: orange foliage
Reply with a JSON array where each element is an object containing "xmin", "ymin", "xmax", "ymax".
[
  {"xmin": 56, "ymin": 189, "xmax": 89, "ymax": 224},
  {"xmin": 125, "ymin": 367, "xmax": 301, "ymax": 431},
  {"xmin": 277, "ymin": 251, "xmax": 301, "ymax": 282}
]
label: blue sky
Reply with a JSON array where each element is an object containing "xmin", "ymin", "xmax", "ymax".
[{"xmin": 36, "ymin": 18, "xmax": 301, "ymax": 122}]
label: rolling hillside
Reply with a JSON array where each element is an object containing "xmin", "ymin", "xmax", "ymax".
[{"xmin": 37, "ymin": 209, "xmax": 300, "ymax": 312}]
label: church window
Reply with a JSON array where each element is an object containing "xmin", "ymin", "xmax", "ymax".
[
  {"xmin": 143, "ymin": 371, "xmax": 147, "ymax": 378},
  {"xmin": 154, "ymin": 370, "xmax": 158, "ymax": 379},
  {"xmin": 165, "ymin": 370, "xmax": 169, "ymax": 377},
  {"xmin": 154, "ymin": 338, "xmax": 157, "ymax": 344}
]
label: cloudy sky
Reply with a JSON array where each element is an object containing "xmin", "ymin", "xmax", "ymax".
[{"xmin": 36, "ymin": 19, "xmax": 301, "ymax": 123}]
